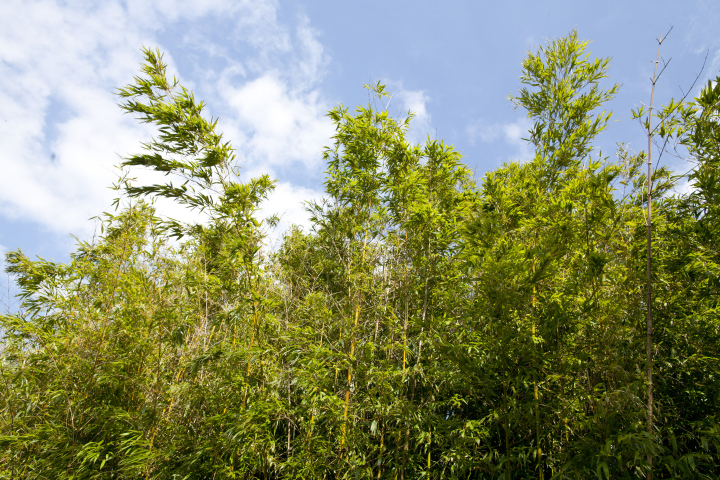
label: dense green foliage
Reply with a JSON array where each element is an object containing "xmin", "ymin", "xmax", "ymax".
[{"xmin": 1, "ymin": 32, "xmax": 719, "ymax": 479}]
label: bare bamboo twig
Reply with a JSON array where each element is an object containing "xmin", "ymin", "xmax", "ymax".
[{"xmin": 645, "ymin": 27, "xmax": 671, "ymax": 480}]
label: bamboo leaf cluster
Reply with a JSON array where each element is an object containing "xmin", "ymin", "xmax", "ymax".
[{"xmin": 2, "ymin": 34, "xmax": 719, "ymax": 479}]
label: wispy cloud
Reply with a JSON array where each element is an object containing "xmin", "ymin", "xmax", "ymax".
[
  {"xmin": 379, "ymin": 81, "xmax": 433, "ymax": 145},
  {"xmin": 704, "ymin": 49, "xmax": 720, "ymax": 85},
  {"xmin": 466, "ymin": 117, "xmax": 534, "ymax": 162},
  {"xmin": 0, "ymin": 0, "xmax": 330, "ymax": 241}
]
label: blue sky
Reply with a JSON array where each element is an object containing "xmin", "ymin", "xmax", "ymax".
[{"xmin": 1, "ymin": 0, "xmax": 719, "ymax": 309}]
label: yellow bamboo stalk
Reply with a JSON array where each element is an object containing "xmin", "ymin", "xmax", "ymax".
[
  {"xmin": 401, "ymin": 234, "xmax": 408, "ymax": 375},
  {"xmin": 340, "ymin": 299, "xmax": 361, "ymax": 453},
  {"xmin": 427, "ymin": 430, "xmax": 431, "ymax": 470}
]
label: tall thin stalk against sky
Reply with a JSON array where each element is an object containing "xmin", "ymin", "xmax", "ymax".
[{"xmin": 645, "ymin": 31, "xmax": 666, "ymax": 480}]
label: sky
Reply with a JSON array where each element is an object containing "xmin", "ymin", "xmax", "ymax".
[{"xmin": 1, "ymin": 0, "xmax": 719, "ymax": 309}]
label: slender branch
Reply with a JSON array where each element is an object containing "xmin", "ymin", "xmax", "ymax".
[{"xmin": 645, "ymin": 28, "xmax": 668, "ymax": 480}]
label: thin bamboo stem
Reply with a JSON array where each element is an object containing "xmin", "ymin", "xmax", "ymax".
[{"xmin": 646, "ymin": 33, "xmax": 663, "ymax": 480}]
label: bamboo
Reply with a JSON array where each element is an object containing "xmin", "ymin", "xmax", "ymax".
[{"xmin": 646, "ymin": 33, "xmax": 663, "ymax": 480}]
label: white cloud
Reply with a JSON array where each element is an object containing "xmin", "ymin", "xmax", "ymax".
[
  {"xmin": 259, "ymin": 181, "xmax": 323, "ymax": 249},
  {"xmin": 220, "ymin": 74, "xmax": 334, "ymax": 173},
  {"xmin": 383, "ymin": 81, "xmax": 433, "ymax": 145},
  {"xmin": 466, "ymin": 117, "xmax": 534, "ymax": 162},
  {"xmin": 291, "ymin": 15, "xmax": 330, "ymax": 90},
  {"xmin": 0, "ymin": 0, "xmax": 223, "ymax": 236},
  {"xmin": 0, "ymin": 0, "xmax": 332, "ymax": 244},
  {"xmin": 214, "ymin": 12, "xmax": 334, "ymax": 175}
]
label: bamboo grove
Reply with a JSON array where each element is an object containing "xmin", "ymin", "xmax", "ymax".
[{"xmin": 1, "ymin": 31, "xmax": 719, "ymax": 479}]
